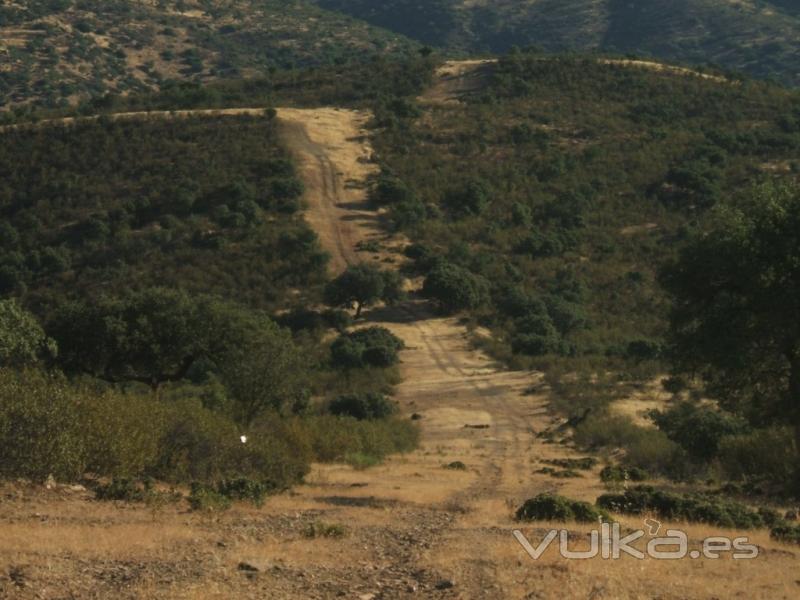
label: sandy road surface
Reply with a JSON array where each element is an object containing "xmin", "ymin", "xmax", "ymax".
[{"xmin": 276, "ymin": 108, "xmax": 389, "ymax": 275}]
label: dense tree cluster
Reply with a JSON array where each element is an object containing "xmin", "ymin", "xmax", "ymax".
[
  {"xmin": 0, "ymin": 114, "xmax": 325, "ymax": 312},
  {"xmin": 373, "ymin": 52, "xmax": 800, "ymax": 361}
]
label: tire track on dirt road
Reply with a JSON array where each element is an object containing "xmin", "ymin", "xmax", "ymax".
[{"xmin": 275, "ymin": 104, "xmax": 588, "ymax": 598}]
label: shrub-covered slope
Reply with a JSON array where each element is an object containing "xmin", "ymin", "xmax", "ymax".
[
  {"xmin": 317, "ymin": 0, "xmax": 800, "ymax": 86},
  {"xmin": 0, "ymin": 0, "xmax": 419, "ymax": 109},
  {"xmin": 0, "ymin": 113, "xmax": 327, "ymax": 313},
  {"xmin": 372, "ymin": 53, "xmax": 800, "ymax": 366}
]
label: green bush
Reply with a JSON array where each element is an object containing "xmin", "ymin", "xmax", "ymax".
[
  {"xmin": 301, "ymin": 415, "xmax": 418, "ymax": 465},
  {"xmin": 600, "ymin": 465, "xmax": 649, "ymax": 483},
  {"xmin": 717, "ymin": 427, "xmax": 796, "ymax": 484},
  {"xmin": 516, "ymin": 493, "xmax": 611, "ymax": 523},
  {"xmin": 0, "ymin": 369, "xmax": 86, "ymax": 482},
  {"xmin": 331, "ymin": 326, "xmax": 404, "ymax": 369},
  {"xmin": 597, "ymin": 485, "xmax": 765, "ymax": 529},
  {"xmin": 422, "ymin": 261, "xmax": 489, "ymax": 313},
  {"xmin": 770, "ymin": 523, "xmax": 800, "ymax": 545},
  {"xmin": 574, "ymin": 412, "xmax": 687, "ymax": 478},
  {"xmin": 344, "ymin": 452, "xmax": 382, "ymax": 470},
  {"xmin": 94, "ymin": 478, "xmax": 148, "ymax": 502},
  {"xmin": 303, "ymin": 521, "xmax": 347, "ymax": 538},
  {"xmin": 81, "ymin": 389, "xmax": 167, "ymax": 478},
  {"xmin": 651, "ymin": 402, "xmax": 750, "ymax": 461},
  {"xmin": 154, "ymin": 402, "xmax": 311, "ymax": 490},
  {"xmin": 0, "ymin": 300, "xmax": 56, "ymax": 367},
  {"xmin": 188, "ymin": 483, "xmax": 232, "ymax": 512},
  {"xmin": 328, "ymin": 392, "xmax": 397, "ymax": 420}
]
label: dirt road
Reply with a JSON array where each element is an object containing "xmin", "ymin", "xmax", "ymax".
[{"xmin": 276, "ymin": 108, "xmax": 390, "ymax": 275}]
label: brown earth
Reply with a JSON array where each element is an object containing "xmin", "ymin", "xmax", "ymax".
[{"xmin": 1, "ymin": 70, "xmax": 798, "ymax": 599}]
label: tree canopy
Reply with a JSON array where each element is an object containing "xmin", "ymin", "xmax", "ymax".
[
  {"xmin": 0, "ymin": 299, "xmax": 56, "ymax": 368},
  {"xmin": 661, "ymin": 182, "xmax": 800, "ymax": 460},
  {"xmin": 422, "ymin": 261, "xmax": 489, "ymax": 313},
  {"xmin": 323, "ymin": 263, "xmax": 402, "ymax": 317},
  {"xmin": 48, "ymin": 288, "xmax": 308, "ymax": 413}
]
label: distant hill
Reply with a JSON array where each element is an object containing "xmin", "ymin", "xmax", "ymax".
[
  {"xmin": 316, "ymin": 0, "xmax": 800, "ymax": 86},
  {"xmin": 0, "ymin": 0, "xmax": 418, "ymax": 109}
]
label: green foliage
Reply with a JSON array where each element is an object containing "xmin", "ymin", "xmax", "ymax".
[
  {"xmin": 661, "ymin": 182, "xmax": 800, "ymax": 462},
  {"xmin": 216, "ymin": 313, "xmax": 309, "ymax": 424},
  {"xmin": 0, "ymin": 369, "xmax": 86, "ymax": 482},
  {"xmin": 600, "ymin": 465, "xmax": 649, "ymax": 483},
  {"xmin": 597, "ymin": 485, "xmax": 767, "ymax": 529},
  {"xmin": 375, "ymin": 52, "xmax": 800, "ymax": 368},
  {"xmin": 771, "ymin": 522, "xmax": 800, "ymax": 545},
  {"xmin": 573, "ymin": 412, "xmax": 688, "ymax": 479},
  {"xmin": 321, "ymin": 0, "xmax": 800, "ymax": 86},
  {"xmin": 328, "ymin": 392, "xmax": 397, "ymax": 420},
  {"xmin": 443, "ymin": 179, "xmax": 491, "ymax": 218},
  {"xmin": 717, "ymin": 427, "xmax": 797, "ymax": 485},
  {"xmin": 188, "ymin": 483, "xmax": 232, "ymax": 513},
  {"xmin": 0, "ymin": 116, "xmax": 327, "ymax": 312},
  {"xmin": 324, "ymin": 264, "xmax": 403, "ymax": 317},
  {"xmin": 49, "ymin": 288, "xmax": 309, "ymax": 422},
  {"xmin": 0, "ymin": 299, "xmax": 56, "ymax": 367},
  {"xmin": 214, "ymin": 478, "xmax": 274, "ymax": 507},
  {"xmin": 303, "ymin": 521, "xmax": 348, "ymax": 538},
  {"xmin": 153, "ymin": 402, "xmax": 310, "ymax": 488},
  {"xmin": 94, "ymin": 478, "xmax": 148, "ymax": 503},
  {"xmin": 81, "ymin": 388, "xmax": 168, "ymax": 478},
  {"xmin": 422, "ymin": 261, "xmax": 489, "ymax": 313},
  {"xmin": 330, "ymin": 326, "xmax": 404, "ymax": 369},
  {"xmin": 301, "ymin": 415, "xmax": 419, "ymax": 464},
  {"xmin": 1, "ymin": 0, "xmax": 422, "ymax": 108},
  {"xmin": 516, "ymin": 493, "xmax": 611, "ymax": 523},
  {"xmin": 651, "ymin": 401, "xmax": 751, "ymax": 461}
]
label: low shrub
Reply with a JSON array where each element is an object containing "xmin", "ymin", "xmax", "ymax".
[
  {"xmin": 153, "ymin": 401, "xmax": 310, "ymax": 490},
  {"xmin": 216, "ymin": 477, "xmax": 273, "ymax": 507},
  {"xmin": 344, "ymin": 452, "xmax": 382, "ymax": 470},
  {"xmin": 331, "ymin": 326, "xmax": 404, "ymax": 369},
  {"xmin": 717, "ymin": 427, "xmax": 796, "ymax": 485},
  {"xmin": 597, "ymin": 485, "xmax": 765, "ymax": 529},
  {"xmin": 516, "ymin": 493, "xmax": 611, "ymax": 523},
  {"xmin": 537, "ymin": 467, "xmax": 582, "ymax": 478},
  {"xmin": 444, "ymin": 461, "xmax": 467, "ymax": 470},
  {"xmin": 188, "ymin": 483, "xmax": 232, "ymax": 512},
  {"xmin": 0, "ymin": 369, "xmax": 87, "ymax": 482},
  {"xmin": 303, "ymin": 521, "xmax": 347, "ymax": 539},
  {"xmin": 328, "ymin": 392, "xmax": 397, "ymax": 420},
  {"xmin": 600, "ymin": 465, "xmax": 649, "ymax": 483},
  {"xmin": 94, "ymin": 478, "xmax": 147, "ymax": 502},
  {"xmin": 542, "ymin": 457, "xmax": 597, "ymax": 470},
  {"xmin": 650, "ymin": 402, "xmax": 750, "ymax": 461},
  {"xmin": 770, "ymin": 522, "xmax": 800, "ymax": 545},
  {"xmin": 302, "ymin": 415, "xmax": 419, "ymax": 465},
  {"xmin": 574, "ymin": 412, "xmax": 688, "ymax": 479}
]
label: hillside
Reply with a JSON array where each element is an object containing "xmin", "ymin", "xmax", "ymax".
[
  {"xmin": 316, "ymin": 0, "xmax": 800, "ymax": 86},
  {"xmin": 2, "ymin": 59, "xmax": 800, "ymax": 598},
  {"xmin": 0, "ymin": 0, "xmax": 419, "ymax": 109},
  {"xmin": 0, "ymin": 112, "xmax": 329, "ymax": 313},
  {"xmin": 373, "ymin": 54, "xmax": 800, "ymax": 370}
]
